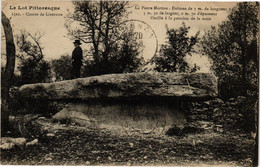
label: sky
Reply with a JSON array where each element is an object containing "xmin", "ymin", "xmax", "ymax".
[{"xmin": 1, "ymin": 0, "xmax": 237, "ymax": 72}]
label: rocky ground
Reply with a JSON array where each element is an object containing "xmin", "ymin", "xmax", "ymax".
[{"xmin": 0, "ymin": 115, "xmax": 255, "ymax": 166}]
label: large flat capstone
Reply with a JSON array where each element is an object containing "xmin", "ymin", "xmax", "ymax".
[
  {"xmin": 13, "ymin": 72, "xmax": 217, "ymax": 100},
  {"xmin": 11, "ymin": 72, "xmax": 218, "ymax": 133}
]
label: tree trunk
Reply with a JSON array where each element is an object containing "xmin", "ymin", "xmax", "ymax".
[
  {"xmin": 1, "ymin": 11, "xmax": 16, "ymax": 136},
  {"xmin": 253, "ymin": 101, "xmax": 258, "ymax": 167}
]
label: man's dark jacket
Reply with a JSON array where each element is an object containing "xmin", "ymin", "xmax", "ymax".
[
  {"xmin": 71, "ymin": 46, "xmax": 83, "ymax": 79},
  {"xmin": 72, "ymin": 46, "xmax": 83, "ymax": 67}
]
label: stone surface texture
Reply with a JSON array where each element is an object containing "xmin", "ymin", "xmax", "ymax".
[
  {"xmin": 52, "ymin": 102, "xmax": 186, "ymax": 133},
  {"xmin": 52, "ymin": 108, "xmax": 91, "ymax": 125},
  {"xmin": 0, "ymin": 137, "xmax": 27, "ymax": 149},
  {"xmin": 12, "ymin": 72, "xmax": 217, "ymax": 100}
]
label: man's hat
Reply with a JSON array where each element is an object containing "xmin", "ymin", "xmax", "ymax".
[{"xmin": 73, "ymin": 39, "xmax": 82, "ymax": 45}]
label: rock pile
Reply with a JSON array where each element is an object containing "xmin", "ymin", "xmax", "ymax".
[
  {"xmin": 0, "ymin": 137, "xmax": 38, "ymax": 150},
  {"xmin": 184, "ymin": 96, "xmax": 256, "ymax": 133}
]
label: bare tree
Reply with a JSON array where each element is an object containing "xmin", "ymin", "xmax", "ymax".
[
  {"xmin": 1, "ymin": 11, "xmax": 16, "ymax": 136},
  {"xmin": 65, "ymin": 1, "xmax": 128, "ymax": 62},
  {"xmin": 16, "ymin": 30, "xmax": 44, "ymax": 63},
  {"xmin": 16, "ymin": 30, "xmax": 51, "ymax": 85}
]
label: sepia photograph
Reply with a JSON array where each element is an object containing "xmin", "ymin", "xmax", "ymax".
[{"xmin": 1, "ymin": 0, "xmax": 259, "ymax": 166}]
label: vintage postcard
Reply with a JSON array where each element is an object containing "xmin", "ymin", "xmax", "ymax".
[{"xmin": 1, "ymin": 0, "xmax": 259, "ymax": 166}]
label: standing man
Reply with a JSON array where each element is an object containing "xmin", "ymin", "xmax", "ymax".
[{"xmin": 71, "ymin": 39, "xmax": 83, "ymax": 79}]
